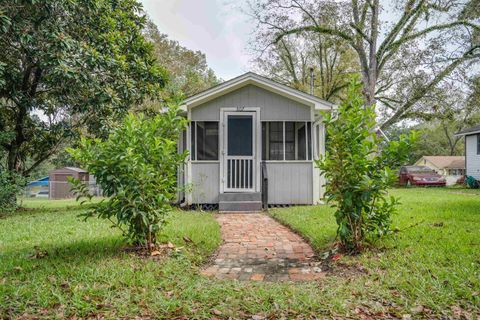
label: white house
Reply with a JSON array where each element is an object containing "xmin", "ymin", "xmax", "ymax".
[
  {"xmin": 177, "ymin": 72, "xmax": 335, "ymax": 212},
  {"xmin": 414, "ymin": 156, "xmax": 465, "ymax": 185},
  {"xmin": 455, "ymin": 124, "xmax": 480, "ymax": 180}
]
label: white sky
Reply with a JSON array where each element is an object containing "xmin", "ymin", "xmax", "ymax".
[
  {"xmin": 140, "ymin": 0, "xmax": 252, "ymax": 80},
  {"xmin": 139, "ymin": 1, "xmax": 461, "ymax": 82}
]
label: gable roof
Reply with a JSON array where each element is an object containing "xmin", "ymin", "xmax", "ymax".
[
  {"xmin": 419, "ymin": 156, "xmax": 465, "ymax": 169},
  {"xmin": 455, "ymin": 124, "xmax": 480, "ymax": 136},
  {"xmin": 50, "ymin": 167, "xmax": 87, "ymax": 174},
  {"xmin": 181, "ymin": 72, "xmax": 336, "ymax": 111}
]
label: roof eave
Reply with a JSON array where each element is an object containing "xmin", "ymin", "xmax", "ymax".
[
  {"xmin": 455, "ymin": 130, "xmax": 480, "ymax": 137},
  {"xmin": 181, "ymin": 72, "xmax": 336, "ymax": 111}
]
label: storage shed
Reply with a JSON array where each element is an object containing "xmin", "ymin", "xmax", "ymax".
[{"xmin": 49, "ymin": 167, "xmax": 89, "ymax": 199}]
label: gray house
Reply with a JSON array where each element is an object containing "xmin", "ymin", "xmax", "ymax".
[
  {"xmin": 456, "ymin": 124, "xmax": 480, "ymax": 180},
  {"xmin": 178, "ymin": 72, "xmax": 335, "ymax": 212}
]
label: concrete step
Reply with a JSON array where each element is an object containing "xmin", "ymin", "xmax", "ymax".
[
  {"xmin": 219, "ymin": 201, "xmax": 262, "ymax": 212},
  {"xmin": 219, "ymin": 192, "xmax": 261, "ymax": 202}
]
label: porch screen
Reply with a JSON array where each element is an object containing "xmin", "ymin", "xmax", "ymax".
[
  {"xmin": 191, "ymin": 121, "xmax": 219, "ymax": 160},
  {"xmin": 262, "ymin": 122, "xmax": 312, "ymax": 161}
]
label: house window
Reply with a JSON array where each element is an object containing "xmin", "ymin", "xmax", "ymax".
[
  {"xmin": 262, "ymin": 121, "xmax": 312, "ymax": 161},
  {"xmin": 190, "ymin": 121, "xmax": 219, "ymax": 160},
  {"xmin": 477, "ymin": 134, "xmax": 480, "ymax": 155}
]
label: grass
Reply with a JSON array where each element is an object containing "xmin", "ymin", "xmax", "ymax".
[{"xmin": 1, "ymin": 189, "xmax": 479, "ymax": 318}]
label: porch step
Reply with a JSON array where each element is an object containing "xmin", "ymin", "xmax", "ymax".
[
  {"xmin": 219, "ymin": 192, "xmax": 261, "ymax": 202},
  {"xmin": 219, "ymin": 192, "xmax": 262, "ymax": 212}
]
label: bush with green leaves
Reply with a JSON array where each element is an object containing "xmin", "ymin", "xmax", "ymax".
[
  {"xmin": 0, "ymin": 170, "xmax": 25, "ymax": 214},
  {"xmin": 316, "ymin": 78, "xmax": 415, "ymax": 253},
  {"xmin": 68, "ymin": 107, "xmax": 187, "ymax": 248}
]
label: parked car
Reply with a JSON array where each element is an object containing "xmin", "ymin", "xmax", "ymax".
[{"xmin": 399, "ymin": 166, "xmax": 446, "ymax": 187}]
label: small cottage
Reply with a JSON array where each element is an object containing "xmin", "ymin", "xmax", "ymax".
[
  {"xmin": 455, "ymin": 125, "xmax": 480, "ymax": 180},
  {"xmin": 177, "ymin": 72, "xmax": 335, "ymax": 212}
]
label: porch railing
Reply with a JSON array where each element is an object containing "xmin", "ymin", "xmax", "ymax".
[{"xmin": 226, "ymin": 157, "xmax": 253, "ymax": 191}]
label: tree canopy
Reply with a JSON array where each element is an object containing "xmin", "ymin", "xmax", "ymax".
[
  {"xmin": 248, "ymin": 0, "xmax": 480, "ymax": 129},
  {"xmin": 0, "ymin": 0, "xmax": 167, "ymax": 178},
  {"xmin": 143, "ymin": 18, "xmax": 220, "ymax": 102},
  {"xmin": 249, "ymin": 1, "xmax": 358, "ymax": 102}
]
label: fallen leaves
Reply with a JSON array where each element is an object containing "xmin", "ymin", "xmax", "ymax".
[
  {"xmin": 13, "ymin": 266, "xmax": 23, "ymax": 273},
  {"xmin": 332, "ymin": 253, "xmax": 343, "ymax": 261},
  {"xmin": 29, "ymin": 246, "xmax": 48, "ymax": 259},
  {"xmin": 182, "ymin": 236, "xmax": 193, "ymax": 243},
  {"xmin": 211, "ymin": 309, "xmax": 222, "ymax": 316}
]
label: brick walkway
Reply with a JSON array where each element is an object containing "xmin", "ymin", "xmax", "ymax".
[{"xmin": 201, "ymin": 213, "xmax": 325, "ymax": 282}]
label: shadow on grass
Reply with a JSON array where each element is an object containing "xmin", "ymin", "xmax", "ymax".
[
  {"xmin": 1, "ymin": 206, "xmax": 87, "ymax": 220},
  {"xmin": 1, "ymin": 236, "xmax": 130, "ymax": 276}
]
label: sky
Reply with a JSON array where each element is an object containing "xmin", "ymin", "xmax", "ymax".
[{"xmin": 140, "ymin": 0, "xmax": 253, "ymax": 80}]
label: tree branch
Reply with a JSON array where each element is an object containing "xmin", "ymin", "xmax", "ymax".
[
  {"xmin": 384, "ymin": 21, "xmax": 480, "ymax": 55},
  {"xmin": 380, "ymin": 53, "xmax": 473, "ymax": 129},
  {"xmin": 274, "ymin": 25, "xmax": 354, "ymax": 45}
]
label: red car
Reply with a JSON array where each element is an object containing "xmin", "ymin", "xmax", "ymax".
[{"xmin": 399, "ymin": 166, "xmax": 446, "ymax": 187}]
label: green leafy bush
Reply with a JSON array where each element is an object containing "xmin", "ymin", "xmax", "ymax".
[
  {"xmin": 69, "ymin": 107, "xmax": 187, "ymax": 248},
  {"xmin": 316, "ymin": 78, "xmax": 415, "ymax": 253},
  {"xmin": 0, "ymin": 170, "xmax": 25, "ymax": 214}
]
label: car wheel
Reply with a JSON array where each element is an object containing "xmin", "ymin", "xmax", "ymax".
[{"xmin": 406, "ymin": 179, "xmax": 412, "ymax": 187}]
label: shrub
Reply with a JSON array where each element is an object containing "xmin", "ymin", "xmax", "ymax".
[
  {"xmin": 0, "ymin": 170, "xmax": 25, "ymax": 214},
  {"xmin": 69, "ymin": 106, "xmax": 187, "ymax": 248},
  {"xmin": 316, "ymin": 78, "xmax": 415, "ymax": 253}
]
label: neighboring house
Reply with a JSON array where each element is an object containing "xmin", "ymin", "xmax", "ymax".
[
  {"xmin": 178, "ymin": 72, "xmax": 335, "ymax": 212},
  {"xmin": 414, "ymin": 156, "xmax": 465, "ymax": 185},
  {"xmin": 455, "ymin": 124, "xmax": 480, "ymax": 180}
]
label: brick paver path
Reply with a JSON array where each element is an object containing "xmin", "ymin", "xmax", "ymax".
[{"xmin": 201, "ymin": 213, "xmax": 325, "ymax": 282}]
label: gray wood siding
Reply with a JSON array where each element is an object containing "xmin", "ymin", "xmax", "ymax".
[
  {"xmin": 266, "ymin": 162, "xmax": 313, "ymax": 204},
  {"xmin": 466, "ymin": 134, "xmax": 480, "ymax": 179},
  {"xmin": 191, "ymin": 85, "xmax": 312, "ymax": 121},
  {"xmin": 190, "ymin": 162, "xmax": 219, "ymax": 203}
]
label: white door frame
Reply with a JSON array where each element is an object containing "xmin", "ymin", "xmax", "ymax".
[{"xmin": 220, "ymin": 107, "xmax": 261, "ymax": 193}]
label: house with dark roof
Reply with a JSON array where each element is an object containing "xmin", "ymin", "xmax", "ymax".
[
  {"xmin": 455, "ymin": 125, "xmax": 480, "ymax": 180},
  {"xmin": 414, "ymin": 156, "xmax": 465, "ymax": 185}
]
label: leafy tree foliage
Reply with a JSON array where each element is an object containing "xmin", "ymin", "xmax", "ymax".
[
  {"xmin": 317, "ymin": 78, "xmax": 415, "ymax": 253},
  {"xmin": 249, "ymin": 1, "xmax": 358, "ymax": 102},
  {"xmin": 0, "ymin": 170, "xmax": 24, "ymax": 214},
  {"xmin": 248, "ymin": 0, "xmax": 480, "ymax": 129},
  {"xmin": 0, "ymin": 0, "xmax": 166, "ymax": 182},
  {"xmin": 143, "ymin": 19, "xmax": 220, "ymax": 102},
  {"xmin": 389, "ymin": 75, "xmax": 480, "ymax": 162},
  {"xmin": 69, "ymin": 108, "xmax": 187, "ymax": 248}
]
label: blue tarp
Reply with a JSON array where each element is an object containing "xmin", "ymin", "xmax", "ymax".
[{"xmin": 27, "ymin": 176, "xmax": 49, "ymax": 187}]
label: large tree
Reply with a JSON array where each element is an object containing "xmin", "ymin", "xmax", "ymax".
[
  {"xmin": 248, "ymin": 0, "xmax": 480, "ymax": 128},
  {"xmin": 249, "ymin": 1, "xmax": 358, "ymax": 101},
  {"xmin": 393, "ymin": 75, "xmax": 480, "ymax": 161},
  {"xmin": 0, "ymin": 0, "xmax": 166, "ymax": 178}
]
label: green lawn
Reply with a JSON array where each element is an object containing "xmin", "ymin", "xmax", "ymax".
[{"xmin": 1, "ymin": 189, "xmax": 479, "ymax": 318}]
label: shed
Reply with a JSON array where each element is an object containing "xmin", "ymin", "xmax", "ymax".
[{"xmin": 49, "ymin": 167, "xmax": 89, "ymax": 199}]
